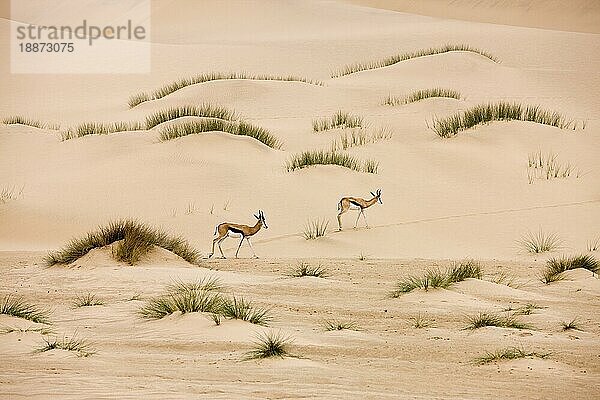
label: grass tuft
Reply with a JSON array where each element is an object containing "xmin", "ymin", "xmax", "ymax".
[
  {"xmin": 61, "ymin": 121, "xmax": 144, "ymax": 140},
  {"xmin": 129, "ymin": 72, "xmax": 323, "ymax": 107},
  {"xmin": 220, "ymin": 296, "xmax": 272, "ymax": 326},
  {"xmin": 561, "ymin": 318, "xmax": 583, "ymax": 331},
  {"xmin": 2, "ymin": 115, "xmax": 47, "ymax": 129},
  {"xmin": 1, "ymin": 295, "xmax": 50, "ymax": 324},
  {"xmin": 302, "ymin": 218, "xmax": 329, "ymax": 240},
  {"xmin": 36, "ymin": 334, "xmax": 94, "ymax": 357},
  {"xmin": 541, "ymin": 254, "xmax": 598, "ymax": 284},
  {"xmin": 466, "ymin": 312, "xmax": 532, "ymax": 330},
  {"xmin": 323, "ymin": 319, "xmax": 359, "ymax": 331},
  {"xmin": 166, "ymin": 277, "xmax": 224, "ymax": 293},
  {"xmin": 138, "ymin": 288, "xmax": 225, "ymax": 319},
  {"xmin": 158, "ymin": 119, "xmax": 281, "ymax": 149},
  {"xmin": 330, "ymin": 127, "xmax": 393, "ymax": 151},
  {"xmin": 332, "ymin": 44, "xmax": 498, "ymax": 77},
  {"xmin": 145, "ymin": 104, "xmax": 238, "ymax": 129},
  {"xmin": 475, "ymin": 346, "xmax": 548, "ymax": 365},
  {"xmin": 384, "ymin": 88, "xmax": 461, "ymax": 105},
  {"xmin": 312, "ymin": 111, "xmax": 364, "ymax": 132},
  {"xmin": 288, "ymin": 262, "xmax": 328, "ymax": 278},
  {"xmin": 391, "ymin": 260, "xmax": 481, "ymax": 297},
  {"xmin": 432, "ymin": 102, "xmax": 576, "ymax": 138},
  {"xmin": 512, "ymin": 303, "xmax": 543, "ymax": 316},
  {"xmin": 518, "ymin": 229, "xmax": 561, "ymax": 254},
  {"xmin": 244, "ymin": 331, "xmax": 293, "ymax": 360},
  {"xmin": 286, "ymin": 150, "xmax": 378, "ymax": 173},
  {"xmin": 45, "ymin": 219, "xmax": 202, "ymax": 266},
  {"xmin": 587, "ymin": 237, "xmax": 600, "ymax": 252},
  {"xmin": 409, "ymin": 313, "xmax": 433, "ymax": 328},
  {"xmin": 73, "ymin": 293, "xmax": 103, "ymax": 308}
]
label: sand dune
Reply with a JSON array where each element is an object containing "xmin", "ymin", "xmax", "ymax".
[{"xmin": 1, "ymin": 0, "xmax": 599, "ymax": 398}]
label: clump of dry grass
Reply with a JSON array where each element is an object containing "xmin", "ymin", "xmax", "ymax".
[
  {"xmin": 2, "ymin": 115, "xmax": 47, "ymax": 129},
  {"xmin": 145, "ymin": 104, "xmax": 238, "ymax": 129},
  {"xmin": 432, "ymin": 102, "xmax": 576, "ymax": 138},
  {"xmin": 61, "ymin": 121, "xmax": 144, "ymax": 140},
  {"xmin": 384, "ymin": 88, "xmax": 461, "ymax": 106},
  {"xmin": 128, "ymin": 72, "xmax": 323, "ymax": 107},
  {"xmin": 158, "ymin": 119, "xmax": 281, "ymax": 149},
  {"xmin": 527, "ymin": 151, "xmax": 578, "ymax": 183},
  {"xmin": 73, "ymin": 293, "xmax": 104, "ymax": 308},
  {"xmin": 329, "ymin": 127, "xmax": 393, "ymax": 151},
  {"xmin": 517, "ymin": 229, "xmax": 561, "ymax": 254},
  {"xmin": 302, "ymin": 219, "xmax": 329, "ymax": 240},
  {"xmin": 288, "ymin": 262, "xmax": 328, "ymax": 277},
  {"xmin": 312, "ymin": 111, "xmax": 364, "ymax": 132},
  {"xmin": 465, "ymin": 312, "xmax": 532, "ymax": 330},
  {"xmin": 323, "ymin": 319, "xmax": 359, "ymax": 331},
  {"xmin": 332, "ymin": 44, "xmax": 498, "ymax": 77},
  {"xmin": 36, "ymin": 334, "xmax": 94, "ymax": 357},
  {"xmin": 540, "ymin": 254, "xmax": 598, "ymax": 284},
  {"xmin": 286, "ymin": 150, "xmax": 378, "ymax": 174},
  {"xmin": 408, "ymin": 313, "xmax": 434, "ymax": 328},
  {"xmin": 244, "ymin": 331, "xmax": 293, "ymax": 360},
  {"xmin": 475, "ymin": 346, "xmax": 548, "ymax": 365},
  {"xmin": 45, "ymin": 219, "xmax": 202, "ymax": 266},
  {"xmin": 561, "ymin": 318, "xmax": 583, "ymax": 331},
  {"xmin": 1, "ymin": 295, "xmax": 51, "ymax": 324}
]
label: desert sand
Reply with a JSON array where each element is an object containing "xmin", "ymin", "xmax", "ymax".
[{"xmin": 1, "ymin": 0, "xmax": 599, "ymax": 398}]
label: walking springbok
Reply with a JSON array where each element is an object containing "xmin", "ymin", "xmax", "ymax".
[
  {"xmin": 337, "ymin": 189, "xmax": 382, "ymax": 230},
  {"xmin": 208, "ymin": 210, "xmax": 268, "ymax": 259}
]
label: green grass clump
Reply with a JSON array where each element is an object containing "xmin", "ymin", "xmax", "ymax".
[
  {"xmin": 332, "ymin": 44, "xmax": 498, "ymax": 77},
  {"xmin": 220, "ymin": 296, "xmax": 271, "ymax": 326},
  {"xmin": 475, "ymin": 346, "xmax": 548, "ymax": 365},
  {"xmin": 129, "ymin": 72, "xmax": 323, "ymax": 107},
  {"xmin": 73, "ymin": 293, "xmax": 103, "ymax": 308},
  {"xmin": 540, "ymin": 254, "xmax": 598, "ymax": 284},
  {"xmin": 45, "ymin": 219, "xmax": 202, "ymax": 266},
  {"xmin": 518, "ymin": 229, "xmax": 561, "ymax": 254},
  {"xmin": 2, "ymin": 115, "xmax": 46, "ymax": 129},
  {"xmin": 288, "ymin": 262, "xmax": 328, "ymax": 277},
  {"xmin": 466, "ymin": 312, "xmax": 532, "ymax": 330},
  {"xmin": 286, "ymin": 150, "xmax": 378, "ymax": 173},
  {"xmin": 391, "ymin": 260, "xmax": 482, "ymax": 297},
  {"xmin": 384, "ymin": 88, "xmax": 461, "ymax": 105},
  {"xmin": 323, "ymin": 319, "xmax": 359, "ymax": 331},
  {"xmin": 36, "ymin": 334, "xmax": 94, "ymax": 357},
  {"xmin": 244, "ymin": 331, "xmax": 293, "ymax": 360},
  {"xmin": 158, "ymin": 118, "xmax": 281, "ymax": 149},
  {"xmin": 432, "ymin": 102, "xmax": 575, "ymax": 138},
  {"xmin": 61, "ymin": 121, "xmax": 144, "ymax": 140},
  {"xmin": 145, "ymin": 104, "xmax": 238, "ymax": 129},
  {"xmin": 302, "ymin": 218, "xmax": 329, "ymax": 240},
  {"xmin": 312, "ymin": 111, "xmax": 364, "ymax": 132},
  {"xmin": 1, "ymin": 295, "xmax": 50, "ymax": 324}
]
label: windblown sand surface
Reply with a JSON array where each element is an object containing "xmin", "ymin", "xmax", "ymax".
[{"xmin": 1, "ymin": 0, "xmax": 599, "ymax": 398}]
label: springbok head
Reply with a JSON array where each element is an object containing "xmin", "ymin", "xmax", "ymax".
[
  {"xmin": 370, "ymin": 189, "xmax": 383, "ymax": 204},
  {"xmin": 254, "ymin": 210, "xmax": 268, "ymax": 228}
]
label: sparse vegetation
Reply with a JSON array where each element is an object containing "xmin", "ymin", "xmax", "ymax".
[
  {"xmin": 45, "ymin": 219, "xmax": 202, "ymax": 266},
  {"xmin": 587, "ymin": 237, "xmax": 599, "ymax": 252},
  {"xmin": 561, "ymin": 318, "xmax": 583, "ymax": 331},
  {"xmin": 286, "ymin": 150, "xmax": 378, "ymax": 173},
  {"xmin": 390, "ymin": 260, "xmax": 482, "ymax": 297},
  {"xmin": 36, "ymin": 334, "xmax": 94, "ymax": 357},
  {"xmin": 475, "ymin": 346, "xmax": 548, "ymax": 365},
  {"xmin": 128, "ymin": 72, "xmax": 323, "ymax": 107},
  {"xmin": 158, "ymin": 119, "xmax": 281, "ymax": 149},
  {"xmin": 541, "ymin": 254, "xmax": 598, "ymax": 284},
  {"xmin": 210, "ymin": 313, "xmax": 222, "ymax": 326},
  {"xmin": 409, "ymin": 313, "xmax": 433, "ymax": 328},
  {"xmin": 323, "ymin": 319, "xmax": 359, "ymax": 331},
  {"xmin": 518, "ymin": 229, "xmax": 561, "ymax": 254},
  {"xmin": 220, "ymin": 295, "xmax": 272, "ymax": 326},
  {"xmin": 73, "ymin": 293, "xmax": 103, "ymax": 308},
  {"xmin": 431, "ymin": 102, "xmax": 577, "ymax": 138},
  {"xmin": 145, "ymin": 104, "xmax": 238, "ymax": 129},
  {"xmin": 244, "ymin": 331, "xmax": 293, "ymax": 360},
  {"xmin": 312, "ymin": 111, "xmax": 364, "ymax": 132},
  {"xmin": 302, "ymin": 218, "xmax": 329, "ymax": 240},
  {"xmin": 0, "ymin": 325, "xmax": 53, "ymax": 335},
  {"xmin": 512, "ymin": 303, "xmax": 544, "ymax": 316},
  {"xmin": 488, "ymin": 271, "xmax": 520, "ymax": 288},
  {"xmin": 330, "ymin": 127, "xmax": 393, "ymax": 151},
  {"xmin": 166, "ymin": 277, "xmax": 224, "ymax": 293},
  {"xmin": 527, "ymin": 151, "xmax": 578, "ymax": 183},
  {"xmin": 0, "ymin": 295, "xmax": 50, "ymax": 324},
  {"xmin": 332, "ymin": 44, "xmax": 498, "ymax": 77},
  {"xmin": 384, "ymin": 88, "xmax": 461, "ymax": 106},
  {"xmin": 138, "ymin": 287, "xmax": 225, "ymax": 319},
  {"xmin": 2, "ymin": 115, "xmax": 47, "ymax": 129},
  {"xmin": 466, "ymin": 312, "xmax": 532, "ymax": 330},
  {"xmin": 288, "ymin": 262, "xmax": 329, "ymax": 277},
  {"xmin": 61, "ymin": 121, "xmax": 144, "ymax": 140}
]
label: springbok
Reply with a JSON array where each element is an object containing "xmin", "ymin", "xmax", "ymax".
[
  {"xmin": 208, "ymin": 210, "xmax": 268, "ymax": 259},
  {"xmin": 337, "ymin": 189, "xmax": 382, "ymax": 230}
]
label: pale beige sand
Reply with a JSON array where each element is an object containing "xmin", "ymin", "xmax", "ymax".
[
  {"xmin": 1, "ymin": 0, "xmax": 600, "ymax": 397},
  {"xmin": 1, "ymin": 252, "xmax": 600, "ymax": 399}
]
